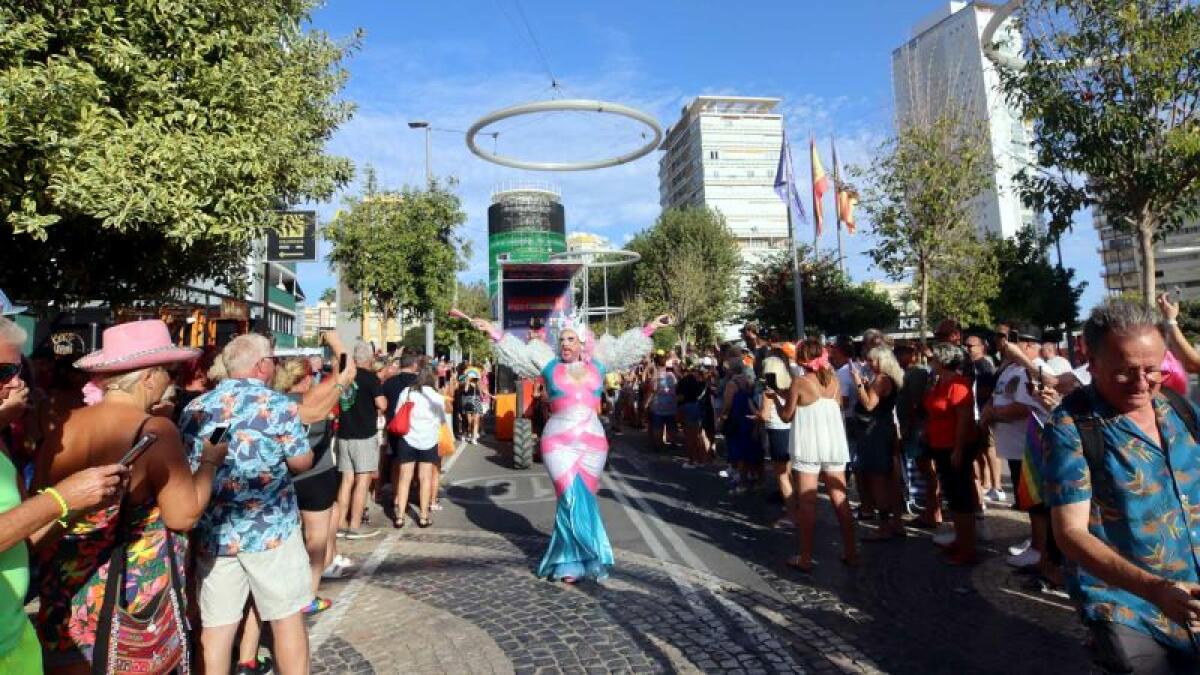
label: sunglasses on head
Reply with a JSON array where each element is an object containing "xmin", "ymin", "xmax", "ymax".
[{"xmin": 0, "ymin": 362, "xmax": 21, "ymax": 385}]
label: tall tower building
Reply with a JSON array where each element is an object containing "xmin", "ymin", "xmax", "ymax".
[
  {"xmin": 892, "ymin": 1, "xmax": 1039, "ymax": 239},
  {"xmin": 487, "ymin": 184, "xmax": 567, "ymax": 298},
  {"xmin": 658, "ymin": 96, "xmax": 789, "ymax": 272}
]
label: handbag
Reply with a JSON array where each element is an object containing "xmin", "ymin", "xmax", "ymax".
[
  {"xmin": 91, "ymin": 421, "xmax": 190, "ymax": 675},
  {"xmin": 387, "ymin": 389, "xmax": 415, "ymax": 436},
  {"xmin": 438, "ymin": 423, "xmax": 455, "ymax": 457}
]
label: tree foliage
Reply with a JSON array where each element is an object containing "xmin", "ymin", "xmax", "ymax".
[
  {"xmin": 623, "ymin": 207, "xmax": 740, "ymax": 353},
  {"xmin": 742, "ymin": 247, "xmax": 899, "ymax": 339},
  {"xmin": 852, "ymin": 113, "xmax": 996, "ymax": 342},
  {"xmin": 325, "ymin": 171, "xmax": 469, "ymax": 346},
  {"xmin": 443, "ymin": 280, "xmax": 493, "ymax": 360},
  {"xmin": 0, "ymin": 1, "xmax": 356, "ymax": 307},
  {"xmin": 986, "ymin": 226, "xmax": 1086, "ymax": 329},
  {"xmin": 319, "ymin": 287, "xmax": 336, "ymax": 304},
  {"xmin": 995, "ymin": 0, "xmax": 1200, "ymax": 309}
]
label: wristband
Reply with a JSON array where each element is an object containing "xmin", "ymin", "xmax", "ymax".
[
  {"xmin": 1166, "ymin": 319, "xmax": 1179, "ymax": 327},
  {"xmin": 40, "ymin": 487, "xmax": 70, "ymax": 525}
]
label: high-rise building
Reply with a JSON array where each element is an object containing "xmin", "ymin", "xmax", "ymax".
[
  {"xmin": 892, "ymin": 1, "xmax": 1039, "ymax": 239},
  {"xmin": 658, "ymin": 96, "xmax": 789, "ymax": 271},
  {"xmin": 1095, "ymin": 212, "xmax": 1200, "ymax": 301},
  {"xmin": 301, "ymin": 301, "xmax": 337, "ymax": 341},
  {"xmin": 487, "ymin": 184, "xmax": 568, "ymax": 298}
]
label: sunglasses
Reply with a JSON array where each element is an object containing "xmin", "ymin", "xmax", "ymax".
[{"xmin": 0, "ymin": 362, "xmax": 21, "ymax": 385}]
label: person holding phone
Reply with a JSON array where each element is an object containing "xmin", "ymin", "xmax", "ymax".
[{"xmin": 31, "ymin": 320, "xmax": 228, "ymax": 673}]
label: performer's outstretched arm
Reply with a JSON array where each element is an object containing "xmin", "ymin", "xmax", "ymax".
[
  {"xmin": 593, "ymin": 315, "xmax": 673, "ymax": 373},
  {"xmin": 464, "ymin": 316, "xmax": 555, "ymax": 379}
]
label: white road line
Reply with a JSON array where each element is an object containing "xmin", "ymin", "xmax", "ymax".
[
  {"xmin": 441, "ymin": 437, "xmax": 468, "ymax": 474},
  {"xmin": 605, "ymin": 453, "xmax": 804, "ymax": 671},
  {"xmin": 310, "ymin": 532, "xmax": 399, "ymax": 651}
]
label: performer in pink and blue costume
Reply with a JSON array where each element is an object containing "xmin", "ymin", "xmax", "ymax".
[{"xmin": 466, "ymin": 313, "xmax": 671, "ymax": 582}]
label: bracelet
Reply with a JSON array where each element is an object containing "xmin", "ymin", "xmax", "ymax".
[
  {"xmin": 1166, "ymin": 319, "xmax": 1179, "ymax": 327},
  {"xmin": 39, "ymin": 487, "xmax": 70, "ymax": 525}
]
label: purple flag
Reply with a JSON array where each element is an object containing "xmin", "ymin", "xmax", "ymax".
[{"xmin": 774, "ymin": 131, "xmax": 807, "ymax": 224}]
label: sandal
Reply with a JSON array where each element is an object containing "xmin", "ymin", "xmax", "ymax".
[
  {"xmin": 417, "ymin": 516, "xmax": 432, "ymax": 528},
  {"xmin": 392, "ymin": 503, "xmax": 405, "ymax": 528},
  {"xmin": 785, "ymin": 555, "xmax": 814, "ymax": 573}
]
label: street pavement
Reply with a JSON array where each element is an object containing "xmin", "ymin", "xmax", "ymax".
[{"xmin": 308, "ymin": 428, "xmax": 1091, "ymax": 674}]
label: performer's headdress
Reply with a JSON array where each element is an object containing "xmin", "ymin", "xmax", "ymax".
[{"xmin": 547, "ymin": 315, "xmax": 594, "ymax": 358}]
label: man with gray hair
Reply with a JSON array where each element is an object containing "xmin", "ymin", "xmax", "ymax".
[
  {"xmin": 181, "ymin": 332, "xmax": 315, "ymax": 674},
  {"xmin": 335, "ymin": 341, "xmax": 385, "ymax": 538},
  {"xmin": 1044, "ymin": 300, "xmax": 1200, "ymax": 672}
]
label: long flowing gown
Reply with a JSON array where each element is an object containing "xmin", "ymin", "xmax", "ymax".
[{"xmin": 492, "ymin": 328, "xmax": 653, "ymax": 580}]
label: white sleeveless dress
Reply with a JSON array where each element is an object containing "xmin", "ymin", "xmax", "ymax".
[{"xmin": 789, "ymin": 396, "xmax": 851, "ymax": 470}]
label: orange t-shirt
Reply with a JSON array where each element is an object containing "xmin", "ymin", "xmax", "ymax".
[{"xmin": 922, "ymin": 373, "xmax": 973, "ymax": 449}]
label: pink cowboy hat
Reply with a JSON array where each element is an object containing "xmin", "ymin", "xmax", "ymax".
[{"xmin": 74, "ymin": 320, "xmax": 200, "ymax": 373}]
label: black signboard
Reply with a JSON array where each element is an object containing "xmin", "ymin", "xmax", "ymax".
[{"xmin": 267, "ymin": 211, "xmax": 317, "ymax": 262}]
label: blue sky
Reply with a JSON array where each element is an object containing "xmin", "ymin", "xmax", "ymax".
[{"xmin": 297, "ymin": 0, "xmax": 1105, "ymax": 314}]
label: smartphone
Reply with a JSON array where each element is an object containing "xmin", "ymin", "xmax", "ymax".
[
  {"xmin": 338, "ymin": 353, "xmax": 348, "ymax": 372},
  {"xmin": 1035, "ymin": 365, "xmax": 1045, "ymax": 392},
  {"xmin": 119, "ymin": 432, "xmax": 159, "ymax": 467},
  {"xmin": 1173, "ymin": 286, "xmax": 1183, "ymax": 302},
  {"xmin": 207, "ymin": 426, "xmax": 229, "ymax": 445},
  {"xmin": 765, "ymin": 372, "xmax": 780, "ymax": 392}
]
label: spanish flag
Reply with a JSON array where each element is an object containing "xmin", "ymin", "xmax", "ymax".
[{"xmin": 810, "ymin": 137, "xmax": 830, "ymax": 237}]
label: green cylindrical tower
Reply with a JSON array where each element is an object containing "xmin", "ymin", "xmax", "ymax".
[{"xmin": 488, "ymin": 185, "xmax": 567, "ymax": 297}]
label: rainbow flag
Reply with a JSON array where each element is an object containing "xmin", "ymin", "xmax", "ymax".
[{"xmin": 1016, "ymin": 414, "xmax": 1045, "ymax": 511}]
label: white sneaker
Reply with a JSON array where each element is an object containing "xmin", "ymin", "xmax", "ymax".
[
  {"xmin": 334, "ymin": 554, "xmax": 355, "ymax": 569},
  {"xmin": 1008, "ymin": 538, "xmax": 1032, "ymax": 557},
  {"xmin": 321, "ymin": 563, "xmax": 348, "ymax": 579},
  {"xmin": 985, "ymin": 488, "xmax": 1000, "ymax": 502},
  {"xmin": 993, "ymin": 488, "xmax": 1007, "ymax": 503},
  {"xmin": 1007, "ymin": 547, "xmax": 1041, "ymax": 569},
  {"xmin": 933, "ymin": 528, "xmax": 957, "ymax": 546}
]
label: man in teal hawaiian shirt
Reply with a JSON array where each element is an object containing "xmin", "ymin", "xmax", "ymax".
[
  {"xmin": 182, "ymin": 333, "xmax": 314, "ymax": 674},
  {"xmin": 1044, "ymin": 300, "xmax": 1200, "ymax": 673}
]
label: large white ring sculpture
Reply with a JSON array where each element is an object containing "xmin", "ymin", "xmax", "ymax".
[
  {"xmin": 550, "ymin": 248, "xmax": 642, "ymax": 267},
  {"xmin": 980, "ymin": 0, "xmax": 1023, "ymax": 70},
  {"xmin": 466, "ymin": 99, "xmax": 663, "ymax": 171}
]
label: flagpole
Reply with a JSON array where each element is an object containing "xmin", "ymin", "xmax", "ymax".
[
  {"xmin": 810, "ymin": 135, "xmax": 819, "ymax": 251},
  {"xmin": 832, "ymin": 136, "xmax": 846, "ymax": 276},
  {"xmin": 788, "ymin": 202, "xmax": 806, "ymax": 338}
]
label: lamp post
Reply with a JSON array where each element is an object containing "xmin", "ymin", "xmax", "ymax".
[{"xmin": 409, "ymin": 120, "xmax": 435, "ymax": 356}]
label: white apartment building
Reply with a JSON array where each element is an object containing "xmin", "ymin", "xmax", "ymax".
[
  {"xmin": 301, "ymin": 301, "xmax": 336, "ymax": 341},
  {"xmin": 1095, "ymin": 211, "xmax": 1200, "ymax": 301},
  {"xmin": 892, "ymin": 1, "xmax": 1039, "ymax": 239},
  {"xmin": 658, "ymin": 95, "xmax": 790, "ymax": 271}
]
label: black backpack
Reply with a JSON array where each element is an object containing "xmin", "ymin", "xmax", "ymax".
[{"xmin": 1062, "ymin": 385, "xmax": 1200, "ymax": 502}]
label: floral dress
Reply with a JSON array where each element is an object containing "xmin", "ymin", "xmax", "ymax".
[{"xmin": 35, "ymin": 500, "xmax": 185, "ymax": 664}]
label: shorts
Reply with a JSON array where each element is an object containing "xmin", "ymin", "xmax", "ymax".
[
  {"xmin": 337, "ymin": 436, "xmax": 380, "ymax": 474},
  {"xmin": 294, "ymin": 467, "xmax": 339, "ymax": 512},
  {"xmin": 930, "ymin": 446, "xmax": 981, "ymax": 514},
  {"xmin": 196, "ymin": 530, "xmax": 312, "ymax": 627},
  {"xmin": 1088, "ymin": 620, "xmax": 1200, "ymax": 674},
  {"xmin": 765, "ymin": 428, "xmax": 791, "ymax": 463},
  {"xmin": 680, "ymin": 402, "xmax": 703, "ymax": 429},
  {"xmin": 793, "ymin": 461, "xmax": 847, "ymax": 474},
  {"xmin": 650, "ymin": 413, "xmax": 676, "ymax": 431},
  {"xmin": 0, "ymin": 620, "xmax": 42, "ymax": 674},
  {"xmin": 391, "ymin": 435, "xmax": 439, "ymax": 464}
]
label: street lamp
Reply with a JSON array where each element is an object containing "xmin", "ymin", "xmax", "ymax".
[
  {"xmin": 408, "ymin": 120, "xmax": 433, "ymax": 186},
  {"xmin": 409, "ymin": 119, "xmax": 435, "ymax": 355}
]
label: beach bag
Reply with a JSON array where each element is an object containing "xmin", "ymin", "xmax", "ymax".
[
  {"xmin": 387, "ymin": 389, "xmax": 414, "ymax": 436},
  {"xmin": 92, "ymin": 421, "xmax": 190, "ymax": 675}
]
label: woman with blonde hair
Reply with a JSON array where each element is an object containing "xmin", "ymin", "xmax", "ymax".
[
  {"xmin": 33, "ymin": 320, "xmax": 227, "ymax": 674},
  {"xmin": 851, "ymin": 346, "xmax": 905, "ymax": 540},
  {"xmin": 770, "ymin": 337, "xmax": 857, "ymax": 572}
]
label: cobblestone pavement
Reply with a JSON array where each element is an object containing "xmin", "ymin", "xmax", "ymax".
[{"xmin": 303, "ymin": 433, "xmax": 1093, "ymax": 674}]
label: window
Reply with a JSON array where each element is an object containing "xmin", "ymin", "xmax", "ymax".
[{"xmin": 709, "ymin": 150, "xmax": 720, "ymax": 160}]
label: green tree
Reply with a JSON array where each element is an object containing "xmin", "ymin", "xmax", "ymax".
[
  {"xmin": 0, "ymin": 2, "xmax": 357, "ymax": 307},
  {"xmin": 625, "ymin": 207, "xmax": 740, "ymax": 353},
  {"xmin": 319, "ymin": 287, "xmax": 336, "ymax": 305},
  {"xmin": 995, "ymin": 0, "xmax": 1200, "ymax": 310},
  {"xmin": 852, "ymin": 113, "xmax": 996, "ymax": 343},
  {"xmin": 986, "ymin": 226, "xmax": 1086, "ymax": 329},
  {"xmin": 742, "ymin": 247, "xmax": 899, "ymax": 338},
  {"xmin": 443, "ymin": 280, "xmax": 493, "ymax": 360},
  {"xmin": 324, "ymin": 169, "xmax": 469, "ymax": 346}
]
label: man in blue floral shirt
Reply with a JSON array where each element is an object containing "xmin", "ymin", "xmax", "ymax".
[
  {"xmin": 182, "ymin": 333, "xmax": 314, "ymax": 675},
  {"xmin": 1044, "ymin": 301, "xmax": 1200, "ymax": 673}
]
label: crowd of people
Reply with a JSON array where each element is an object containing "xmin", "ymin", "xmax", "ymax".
[
  {"xmin": 5, "ymin": 286, "xmax": 1200, "ymax": 672},
  {"xmin": 0, "ymin": 296, "xmax": 496, "ymax": 674}
]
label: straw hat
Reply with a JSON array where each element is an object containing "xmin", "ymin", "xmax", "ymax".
[{"xmin": 74, "ymin": 320, "xmax": 200, "ymax": 373}]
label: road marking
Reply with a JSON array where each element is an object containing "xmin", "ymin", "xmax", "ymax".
[
  {"xmin": 310, "ymin": 532, "xmax": 399, "ymax": 651},
  {"xmin": 604, "ymin": 450, "xmax": 804, "ymax": 671}
]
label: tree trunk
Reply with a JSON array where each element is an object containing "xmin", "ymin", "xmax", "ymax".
[
  {"xmin": 1137, "ymin": 214, "xmax": 1156, "ymax": 313},
  {"xmin": 377, "ymin": 300, "xmax": 388, "ymax": 354},
  {"xmin": 919, "ymin": 259, "xmax": 930, "ymax": 348}
]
